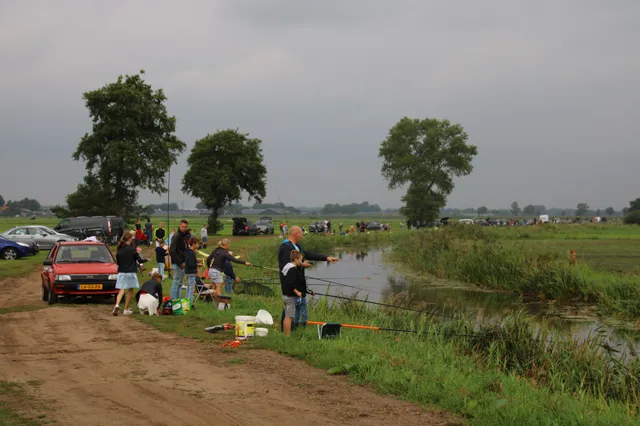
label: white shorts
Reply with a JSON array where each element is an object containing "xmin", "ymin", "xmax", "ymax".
[
  {"xmin": 138, "ymin": 293, "xmax": 159, "ymax": 315},
  {"xmin": 209, "ymin": 269, "xmax": 224, "ymax": 284}
]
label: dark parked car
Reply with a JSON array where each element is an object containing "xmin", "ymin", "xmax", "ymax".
[
  {"xmin": 41, "ymin": 241, "xmax": 118, "ymax": 304},
  {"xmin": 365, "ymin": 222, "xmax": 383, "ymax": 231},
  {"xmin": 232, "ymin": 217, "xmax": 259, "ymax": 236},
  {"xmin": 0, "ymin": 235, "xmax": 39, "ymax": 260},
  {"xmin": 54, "ymin": 216, "xmax": 125, "ymax": 244},
  {"xmin": 309, "ymin": 222, "xmax": 326, "ymax": 234}
]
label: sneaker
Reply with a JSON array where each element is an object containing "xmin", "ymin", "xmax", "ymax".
[
  {"xmin": 123, "ymin": 309, "xmax": 133, "ymax": 315},
  {"xmin": 112, "ymin": 305, "xmax": 119, "ymax": 316}
]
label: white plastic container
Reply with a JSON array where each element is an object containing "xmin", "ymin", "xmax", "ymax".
[
  {"xmin": 235, "ymin": 315, "xmax": 256, "ymax": 340},
  {"xmin": 255, "ymin": 327, "xmax": 268, "ymax": 337}
]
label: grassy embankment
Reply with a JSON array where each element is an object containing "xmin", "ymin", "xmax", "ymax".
[
  {"xmin": 137, "ymin": 233, "xmax": 640, "ymax": 426},
  {"xmin": 390, "ymin": 225, "xmax": 640, "ymax": 317}
]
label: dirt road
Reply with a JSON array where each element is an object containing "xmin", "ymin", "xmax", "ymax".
[{"xmin": 0, "ymin": 272, "xmax": 455, "ymax": 425}]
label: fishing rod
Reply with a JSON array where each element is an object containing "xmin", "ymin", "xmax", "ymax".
[
  {"xmin": 251, "ymin": 264, "xmax": 383, "ymax": 295},
  {"xmin": 312, "ymin": 291, "xmax": 439, "ymax": 314},
  {"xmin": 308, "ymin": 321, "xmax": 416, "ymax": 333},
  {"xmin": 272, "ymin": 187, "xmax": 288, "ymax": 226}
]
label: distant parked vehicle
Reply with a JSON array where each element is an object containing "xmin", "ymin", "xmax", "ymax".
[
  {"xmin": 255, "ymin": 218, "xmax": 275, "ymax": 234},
  {"xmin": 1, "ymin": 225, "xmax": 75, "ymax": 249},
  {"xmin": 41, "ymin": 241, "xmax": 118, "ymax": 304},
  {"xmin": 309, "ymin": 222, "xmax": 326, "ymax": 234},
  {"xmin": 0, "ymin": 235, "xmax": 39, "ymax": 260},
  {"xmin": 232, "ymin": 217, "xmax": 259, "ymax": 236},
  {"xmin": 54, "ymin": 216, "xmax": 125, "ymax": 244},
  {"xmin": 365, "ymin": 222, "xmax": 383, "ymax": 231}
]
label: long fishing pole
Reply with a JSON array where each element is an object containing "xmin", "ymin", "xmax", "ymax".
[
  {"xmin": 272, "ymin": 187, "xmax": 288, "ymax": 226},
  {"xmin": 251, "ymin": 264, "xmax": 383, "ymax": 295},
  {"xmin": 313, "ymin": 291, "xmax": 438, "ymax": 313}
]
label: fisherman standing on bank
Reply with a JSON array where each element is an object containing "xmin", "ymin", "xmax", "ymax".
[{"xmin": 278, "ymin": 226, "xmax": 338, "ymax": 331}]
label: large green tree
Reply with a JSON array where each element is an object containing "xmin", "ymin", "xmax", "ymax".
[
  {"xmin": 523, "ymin": 204, "xmax": 536, "ymax": 215},
  {"xmin": 0, "ymin": 194, "xmax": 4, "ymax": 207},
  {"xmin": 605, "ymin": 207, "xmax": 615, "ymax": 216},
  {"xmin": 182, "ymin": 129, "xmax": 267, "ymax": 234},
  {"xmin": 379, "ymin": 117, "xmax": 477, "ymax": 225},
  {"xmin": 69, "ymin": 70, "xmax": 185, "ymax": 220},
  {"xmin": 477, "ymin": 206, "xmax": 488, "ymax": 215},
  {"xmin": 629, "ymin": 198, "xmax": 640, "ymax": 212}
]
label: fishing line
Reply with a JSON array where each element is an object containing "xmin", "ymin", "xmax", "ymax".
[{"xmin": 313, "ymin": 291, "xmax": 443, "ymax": 316}]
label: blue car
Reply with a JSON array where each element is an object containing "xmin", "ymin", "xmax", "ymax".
[{"xmin": 0, "ymin": 235, "xmax": 38, "ymax": 260}]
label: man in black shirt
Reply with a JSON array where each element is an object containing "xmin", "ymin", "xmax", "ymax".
[
  {"xmin": 169, "ymin": 219, "xmax": 189, "ymax": 299},
  {"xmin": 154, "ymin": 222, "xmax": 166, "ymax": 245},
  {"xmin": 278, "ymin": 226, "xmax": 338, "ymax": 330}
]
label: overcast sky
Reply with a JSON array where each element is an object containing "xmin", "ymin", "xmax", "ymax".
[{"xmin": 1, "ymin": 0, "xmax": 638, "ymax": 210}]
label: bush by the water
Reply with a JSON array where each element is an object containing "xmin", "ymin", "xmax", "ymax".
[
  {"xmin": 391, "ymin": 226, "xmax": 640, "ymax": 315},
  {"xmin": 624, "ymin": 211, "xmax": 640, "ymax": 225}
]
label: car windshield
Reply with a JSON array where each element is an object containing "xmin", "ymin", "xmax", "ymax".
[{"xmin": 55, "ymin": 245, "xmax": 114, "ymax": 263}]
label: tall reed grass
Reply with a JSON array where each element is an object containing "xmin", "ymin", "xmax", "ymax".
[{"xmin": 391, "ymin": 226, "xmax": 640, "ymax": 316}]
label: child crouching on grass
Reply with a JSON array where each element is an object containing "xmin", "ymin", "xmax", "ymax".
[
  {"xmin": 136, "ymin": 272, "xmax": 163, "ymax": 315},
  {"xmin": 281, "ymin": 250, "xmax": 304, "ymax": 336}
]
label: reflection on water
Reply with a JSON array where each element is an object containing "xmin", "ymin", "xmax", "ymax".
[{"xmin": 307, "ymin": 248, "xmax": 640, "ymax": 351}]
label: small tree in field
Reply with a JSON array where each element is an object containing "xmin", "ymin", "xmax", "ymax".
[
  {"xmin": 576, "ymin": 203, "xmax": 589, "ymax": 216},
  {"xmin": 477, "ymin": 206, "xmax": 488, "ymax": 215},
  {"xmin": 511, "ymin": 201, "xmax": 521, "ymax": 216},
  {"xmin": 523, "ymin": 204, "xmax": 535, "ymax": 215},
  {"xmin": 605, "ymin": 207, "xmax": 615, "ymax": 216},
  {"xmin": 182, "ymin": 129, "xmax": 267, "ymax": 234},
  {"xmin": 379, "ymin": 117, "xmax": 477, "ymax": 225}
]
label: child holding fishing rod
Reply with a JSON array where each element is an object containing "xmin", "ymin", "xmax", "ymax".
[
  {"xmin": 207, "ymin": 239, "xmax": 251, "ymax": 297},
  {"xmin": 278, "ymin": 226, "xmax": 338, "ymax": 331}
]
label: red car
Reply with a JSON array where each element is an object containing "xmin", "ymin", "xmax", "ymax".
[{"xmin": 41, "ymin": 241, "xmax": 119, "ymax": 304}]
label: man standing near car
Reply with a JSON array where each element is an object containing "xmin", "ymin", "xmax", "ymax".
[
  {"xmin": 169, "ymin": 219, "xmax": 189, "ymax": 299},
  {"xmin": 278, "ymin": 226, "xmax": 338, "ymax": 330}
]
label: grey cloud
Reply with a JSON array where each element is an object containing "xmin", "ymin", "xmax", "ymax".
[{"xmin": 0, "ymin": 0, "xmax": 638, "ymax": 210}]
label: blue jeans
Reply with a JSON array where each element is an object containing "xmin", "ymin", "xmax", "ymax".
[
  {"xmin": 170, "ymin": 264, "xmax": 185, "ymax": 299},
  {"xmin": 224, "ymin": 277, "xmax": 233, "ymax": 295},
  {"xmin": 294, "ymin": 297, "xmax": 308, "ymax": 326},
  {"xmin": 186, "ymin": 275, "xmax": 196, "ymax": 304},
  {"xmin": 157, "ymin": 262, "xmax": 165, "ymax": 277}
]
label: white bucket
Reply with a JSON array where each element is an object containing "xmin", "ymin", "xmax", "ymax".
[
  {"xmin": 255, "ymin": 327, "xmax": 268, "ymax": 337},
  {"xmin": 235, "ymin": 315, "xmax": 256, "ymax": 340}
]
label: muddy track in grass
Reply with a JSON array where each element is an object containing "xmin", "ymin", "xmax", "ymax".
[{"xmin": 0, "ymin": 271, "xmax": 457, "ymax": 425}]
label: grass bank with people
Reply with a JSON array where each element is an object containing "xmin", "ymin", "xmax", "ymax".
[
  {"xmin": 138, "ymin": 287, "xmax": 640, "ymax": 425},
  {"xmin": 390, "ymin": 225, "xmax": 640, "ymax": 316}
]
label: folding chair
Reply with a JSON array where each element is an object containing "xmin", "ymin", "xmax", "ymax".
[{"xmin": 194, "ymin": 276, "xmax": 214, "ymax": 303}]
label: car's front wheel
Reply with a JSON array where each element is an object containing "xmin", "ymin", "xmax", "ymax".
[
  {"xmin": 41, "ymin": 282, "xmax": 49, "ymax": 302},
  {"xmin": 2, "ymin": 248, "xmax": 18, "ymax": 261},
  {"xmin": 47, "ymin": 285, "xmax": 58, "ymax": 305}
]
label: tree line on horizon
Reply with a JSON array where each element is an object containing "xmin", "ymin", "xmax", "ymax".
[{"xmin": 10, "ymin": 70, "xmax": 638, "ymax": 230}]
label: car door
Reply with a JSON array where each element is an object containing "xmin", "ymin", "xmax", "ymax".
[
  {"xmin": 42, "ymin": 244, "xmax": 58, "ymax": 286},
  {"xmin": 5, "ymin": 227, "xmax": 34, "ymax": 245},
  {"xmin": 28, "ymin": 227, "xmax": 52, "ymax": 248}
]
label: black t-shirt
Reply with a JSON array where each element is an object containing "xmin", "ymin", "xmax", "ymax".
[
  {"xmin": 155, "ymin": 246, "xmax": 166, "ymax": 263},
  {"xmin": 155, "ymin": 228, "xmax": 166, "ymax": 240}
]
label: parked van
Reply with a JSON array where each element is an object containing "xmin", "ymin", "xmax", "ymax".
[
  {"xmin": 54, "ymin": 216, "xmax": 125, "ymax": 244},
  {"xmin": 539, "ymin": 215, "xmax": 549, "ymax": 223}
]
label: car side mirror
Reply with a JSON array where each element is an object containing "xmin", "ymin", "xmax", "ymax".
[{"xmin": 43, "ymin": 259, "xmax": 52, "ymax": 266}]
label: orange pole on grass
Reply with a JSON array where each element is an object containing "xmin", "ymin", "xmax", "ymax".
[{"xmin": 308, "ymin": 321, "xmax": 381, "ymax": 331}]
